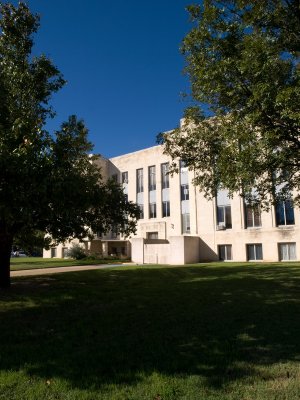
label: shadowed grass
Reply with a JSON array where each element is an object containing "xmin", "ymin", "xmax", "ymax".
[{"xmin": 0, "ymin": 263, "xmax": 300, "ymax": 399}]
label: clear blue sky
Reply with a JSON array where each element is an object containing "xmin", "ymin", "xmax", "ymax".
[{"xmin": 24, "ymin": 0, "xmax": 194, "ymax": 157}]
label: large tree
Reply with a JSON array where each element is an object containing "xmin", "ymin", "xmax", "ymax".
[
  {"xmin": 161, "ymin": 0, "xmax": 300, "ymax": 206},
  {"xmin": 0, "ymin": 2, "xmax": 139, "ymax": 288}
]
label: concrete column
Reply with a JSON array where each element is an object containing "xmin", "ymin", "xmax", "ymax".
[{"xmin": 131, "ymin": 238, "xmax": 145, "ymax": 264}]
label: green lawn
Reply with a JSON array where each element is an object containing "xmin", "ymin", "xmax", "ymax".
[
  {"xmin": 1, "ymin": 263, "xmax": 300, "ymax": 399},
  {"xmin": 10, "ymin": 257, "xmax": 127, "ymax": 271}
]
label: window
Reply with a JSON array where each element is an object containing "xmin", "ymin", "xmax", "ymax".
[
  {"xmin": 218, "ymin": 245, "xmax": 232, "ymax": 261},
  {"xmin": 136, "ymin": 169, "xmax": 143, "ymax": 193},
  {"xmin": 279, "ymin": 243, "xmax": 296, "ymax": 261},
  {"xmin": 162, "ymin": 200, "xmax": 170, "ymax": 217},
  {"xmin": 122, "ymin": 171, "xmax": 128, "ymax": 184},
  {"xmin": 149, "ymin": 203, "xmax": 156, "ymax": 219},
  {"xmin": 138, "ymin": 204, "xmax": 144, "ymax": 219},
  {"xmin": 147, "ymin": 232, "xmax": 158, "ymax": 240},
  {"xmin": 275, "ymin": 200, "xmax": 295, "ymax": 226},
  {"xmin": 182, "ymin": 213, "xmax": 190, "ymax": 234},
  {"xmin": 62, "ymin": 247, "xmax": 68, "ymax": 258},
  {"xmin": 136, "ymin": 168, "xmax": 144, "ymax": 218},
  {"xmin": 112, "ymin": 174, "xmax": 118, "ymax": 183},
  {"xmin": 180, "ymin": 160, "xmax": 190, "ymax": 233},
  {"xmin": 161, "ymin": 163, "xmax": 169, "ymax": 189},
  {"xmin": 149, "ymin": 166, "xmax": 156, "ymax": 191},
  {"xmin": 245, "ymin": 205, "xmax": 261, "ymax": 228},
  {"xmin": 216, "ymin": 190, "xmax": 232, "ymax": 229},
  {"xmin": 161, "ymin": 163, "xmax": 170, "ymax": 218},
  {"xmin": 247, "ymin": 244, "xmax": 263, "ymax": 261},
  {"xmin": 50, "ymin": 248, "xmax": 57, "ymax": 258},
  {"xmin": 181, "ymin": 184, "xmax": 189, "ymax": 201},
  {"xmin": 111, "ymin": 225, "xmax": 118, "ymax": 239},
  {"xmin": 217, "ymin": 205, "xmax": 232, "ymax": 229}
]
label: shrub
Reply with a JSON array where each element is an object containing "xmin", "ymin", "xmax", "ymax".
[{"xmin": 67, "ymin": 244, "xmax": 86, "ymax": 260}]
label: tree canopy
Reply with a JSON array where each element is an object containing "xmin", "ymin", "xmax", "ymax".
[
  {"xmin": 161, "ymin": 0, "xmax": 300, "ymax": 206},
  {"xmin": 0, "ymin": 2, "xmax": 139, "ymax": 287}
]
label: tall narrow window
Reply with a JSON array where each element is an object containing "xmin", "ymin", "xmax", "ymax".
[
  {"xmin": 122, "ymin": 171, "xmax": 128, "ymax": 202},
  {"xmin": 275, "ymin": 200, "xmax": 295, "ymax": 226},
  {"xmin": 149, "ymin": 203, "xmax": 157, "ymax": 218},
  {"xmin": 149, "ymin": 166, "xmax": 156, "ymax": 191},
  {"xmin": 216, "ymin": 190, "xmax": 232, "ymax": 229},
  {"xmin": 247, "ymin": 244, "xmax": 263, "ymax": 261},
  {"xmin": 136, "ymin": 169, "xmax": 144, "ymax": 219},
  {"xmin": 161, "ymin": 163, "xmax": 170, "ymax": 217},
  {"xmin": 162, "ymin": 201, "xmax": 170, "ymax": 217},
  {"xmin": 148, "ymin": 166, "xmax": 156, "ymax": 219},
  {"xmin": 137, "ymin": 169, "xmax": 143, "ymax": 193},
  {"xmin": 122, "ymin": 171, "xmax": 128, "ymax": 184},
  {"xmin": 161, "ymin": 163, "xmax": 169, "ymax": 189},
  {"xmin": 180, "ymin": 160, "xmax": 190, "ymax": 233}
]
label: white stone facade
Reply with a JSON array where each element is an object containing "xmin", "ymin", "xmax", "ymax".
[{"xmin": 44, "ymin": 144, "xmax": 300, "ymax": 264}]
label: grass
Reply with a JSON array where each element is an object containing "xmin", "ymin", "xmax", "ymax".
[
  {"xmin": 10, "ymin": 257, "xmax": 128, "ymax": 271},
  {"xmin": 1, "ymin": 263, "xmax": 300, "ymax": 399}
]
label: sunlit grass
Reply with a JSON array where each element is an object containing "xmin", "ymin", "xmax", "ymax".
[{"xmin": 10, "ymin": 257, "xmax": 127, "ymax": 271}]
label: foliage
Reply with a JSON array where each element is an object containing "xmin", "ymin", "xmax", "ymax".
[
  {"xmin": 66, "ymin": 243, "xmax": 86, "ymax": 260},
  {"xmin": 13, "ymin": 230, "xmax": 50, "ymax": 256},
  {"xmin": 0, "ymin": 2, "xmax": 139, "ymax": 287},
  {"xmin": 160, "ymin": 0, "xmax": 300, "ymax": 205}
]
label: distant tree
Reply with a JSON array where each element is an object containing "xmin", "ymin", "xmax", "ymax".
[
  {"xmin": 160, "ymin": 0, "xmax": 300, "ymax": 206},
  {"xmin": 13, "ymin": 230, "xmax": 51, "ymax": 256},
  {"xmin": 0, "ymin": 2, "xmax": 139, "ymax": 288}
]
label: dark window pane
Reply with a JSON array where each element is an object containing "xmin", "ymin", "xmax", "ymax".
[
  {"xmin": 217, "ymin": 206, "xmax": 225, "ymax": 224},
  {"xmin": 147, "ymin": 232, "xmax": 158, "ymax": 240},
  {"xmin": 149, "ymin": 203, "xmax": 156, "ymax": 218},
  {"xmin": 162, "ymin": 201, "xmax": 170, "ymax": 217},
  {"xmin": 225, "ymin": 206, "xmax": 232, "ymax": 228},
  {"xmin": 256, "ymin": 244, "xmax": 263, "ymax": 260},
  {"xmin": 276, "ymin": 201, "xmax": 285, "ymax": 225},
  {"xmin": 219, "ymin": 246, "xmax": 226, "ymax": 260},
  {"xmin": 226, "ymin": 245, "xmax": 232, "ymax": 260},
  {"xmin": 247, "ymin": 244, "xmax": 255, "ymax": 260},
  {"xmin": 285, "ymin": 200, "xmax": 295, "ymax": 225},
  {"xmin": 181, "ymin": 184, "xmax": 189, "ymax": 201},
  {"xmin": 139, "ymin": 204, "xmax": 144, "ymax": 219}
]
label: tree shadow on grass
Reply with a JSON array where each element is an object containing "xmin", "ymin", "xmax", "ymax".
[{"xmin": 0, "ymin": 264, "xmax": 300, "ymax": 392}]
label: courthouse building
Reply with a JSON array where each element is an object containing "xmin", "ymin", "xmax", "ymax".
[{"xmin": 44, "ymin": 143, "xmax": 300, "ymax": 264}]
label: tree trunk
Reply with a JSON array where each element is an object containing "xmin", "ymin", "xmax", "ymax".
[{"xmin": 0, "ymin": 230, "xmax": 13, "ymax": 288}]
